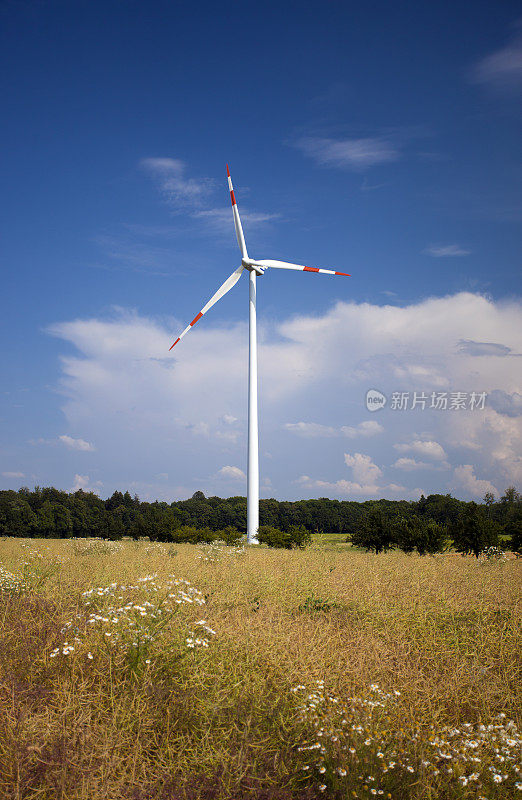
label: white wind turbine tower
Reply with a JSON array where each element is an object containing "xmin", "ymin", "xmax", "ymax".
[{"xmin": 169, "ymin": 165, "xmax": 350, "ymax": 544}]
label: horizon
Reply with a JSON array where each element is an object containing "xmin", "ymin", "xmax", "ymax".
[{"xmin": 1, "ymin": 483, "xmax": 518, "ymax": 506}]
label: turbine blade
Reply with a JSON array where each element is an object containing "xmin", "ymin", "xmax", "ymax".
[
  {"xmin": 169, "ymin": 265, "xmax": 244, "ymax": 350},
  {"xmin": 254, "ymin": 259, "xmax": 350, "ymax": 277},
  {"xmin": 227, "ymin": 164, "xmax": 248, "ymax": 259}
]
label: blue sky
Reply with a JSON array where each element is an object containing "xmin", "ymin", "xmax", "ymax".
[{"xmin": 1, "ymin": 0, "xmax": 521, "ymax": 502}]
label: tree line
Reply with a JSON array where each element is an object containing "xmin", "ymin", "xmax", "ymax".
[{"xmin": 0, "ymin": 485, "xmax": 520, "ymax": 554}]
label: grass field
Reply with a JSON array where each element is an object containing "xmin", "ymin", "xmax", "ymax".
[{"xmin": 0, "ymin": 537, "xmax": 520, "ymax": 800}]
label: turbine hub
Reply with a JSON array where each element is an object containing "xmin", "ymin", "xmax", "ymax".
[{"xmin": 242, "ymin": 258, "xmax": 264, "ymax": 275}]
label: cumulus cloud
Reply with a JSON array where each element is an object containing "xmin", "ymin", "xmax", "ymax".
[
  {"xmin": 58, "ymin": 435, "xmax": 95, "ymax": 452},
  {"xmin": 46, "ymin": 292, "xmax": 522, "ymax": 500},
  {"xmin": 217, "ymin": 466, "xmax": 246, "ymax": 481},
  {"xmin": 344, "ymin": 452, "xmax": 382, "ymax": 486},
  {"xmin": 392, "ymin": 457, "xmax": 433, "ymax": 471},
  {"xmin": 296, "ymin": 471, "xmax": 423, "ymax": 500},
  {"xmin": 295, "ymin": 452, "xmax": 386, "ymax": 498},
  {"xmin": 423, "ymin": 244, "xmax": 471, "ymax": 257},
  {"xmin": 446, "ymin": 409, "xmax": 522, "ymax": 487},
  {"xmin": 394, "ymin": 439, "xmax": 447, "ymax": 461},
  {"xmin": 453, "ymin": 465, "xmax": 498, "ymax": 498},
  {"xmin": 70, "ymin": 474, "xmax": 102, "ymax": 493},
  {"xmin": 295, "ymin": 136, "xmax": 399, "ymax": 170},
  {"xmin": 342, "ymin": 421, "xmax": 384, "ymax": 438}
]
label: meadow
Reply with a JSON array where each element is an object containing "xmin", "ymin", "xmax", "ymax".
[{"xmin": 0, "ymin": 537, "xmax": 520, "ymax": 800}]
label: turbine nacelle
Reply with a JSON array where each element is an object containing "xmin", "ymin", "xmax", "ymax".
[{"xmin": 241, "ymin": 258, "xmax": 265, "ymax": 275}]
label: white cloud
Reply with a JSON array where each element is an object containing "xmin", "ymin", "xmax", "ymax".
[
  {"xmin": 285, "ymin": 420, "xmax": 383, "ymax": 438},
  {"xmin": 342, "ymin": 420, "xmax": 384, "ymax": 438},
  {"xmin": 46, "ymin": 292, "xmax": 522, "ymax": 501},
  {"xmin": 140, "ymin": 160, "xmax": 277, "ymax": 240},
  {"xmin": 285, "ymin": 422, "xmax": 338, "ymax": 438},
  {"xmin": 453, "ymin": 465, "xmax": 498, "ymax": 499},
  {"xmin": 215, "ymin": 430, "xmax": 240, "ymax": 444},
  {"xmin": 2, "ymin": 471, "xmax": 25, "ymax": 479},
  {"xmin": 471, "ymin": 32, "xmax": 522, "ymax": 89},
  {"xmin": 446, "ymin": 410, "xmax": 522, "ymax": 487},
  {"xmin": 192, "ymin": 208, "xmax": 278, "ymax": 231},
  {"xmin": 58, "ymin": 434, "xmax": 95, "ymax": 452},
  {"xmin": 295, "ymin": 475, "xmax": 378, "ymax": 496},
  {"xmin": 30, "ymin": 435, "xmax": 95, "ymax": 450},
  {"xmin": 295, "ymin": 136, "xmax": 399, "ymax": 170},
  {"xmin": 221, "ymin": 414, "xmax": 238, "ymax": 425},
  {"xmin": 296, "ymin": 472, "xmax": 422, "ymax": 500},
  {"xmin": 395, "ymin": 439, "xmax": 447, "ymax": 461},
  {"xmin": 70, "ymin": 474, "xmax": 102, "ymax": 493},
  {"xmin": 392, "ymin": 457, "xmax": 433, "ymax": 471},
  {"xmin": 344, "ymin": 452, "xmax": 382, "ymax": 486},
  {"xmin": 141, "ymin": 158, "xmax": 210, "ymax": 207},
  {"xmin": 217, "ymin": 466, "xmax": 246, "ymax": 481},
  {"xmin": 423, "ymin": 244, "xmax": 471, "ymax": 257}
]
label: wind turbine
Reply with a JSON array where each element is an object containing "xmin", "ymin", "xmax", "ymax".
[{"xmin": 169, "ymin": 166, "xmax": 350, "ymax": 544}]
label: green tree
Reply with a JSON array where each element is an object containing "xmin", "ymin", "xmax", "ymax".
[
  {"xmin": 0, "ymin": 495, "xmax": 38, "ymax": 537},
  {"xmin": 450, "ymin": 503, "xmax": 500, "ymax": 557},
  {"xmin": 68, "ymin": 497, "xmax": 90, "ymax": 537},
  {"xmin": 37, "ymin": 502, "xmax": 56, "ymax": 537},
  {"xmin": 106, "ymin": 490, "xmax": 125, "ymax": 512},
  {"xmin": 505, "ymin": 508, "xmax": 522, "ymax": 554},
  {"xmin": 392, "ymin": 516, "xmax": 417, "ymax": 554},
  {"xmin": 350, "ymin": 506, "xmax": 395, "ymax": 554},
  {"xmin": 500, "ymin": 486, "xmax": 520, "ymax": 505},
  {"xmin": 393, "ymin": 515, "xmax": 448, "ymax": 555},
  {"xmin": 414, "ymin": 518, "xmax": 448, "ymax": 555},
  {"xmin": 52, "ymin": 503, "xmax": 73, "ymax": 538}
]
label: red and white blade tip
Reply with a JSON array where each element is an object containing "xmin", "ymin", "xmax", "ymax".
[{"xmin": 226, "ymin": 163, "xmax": 230, "ymax": 177}]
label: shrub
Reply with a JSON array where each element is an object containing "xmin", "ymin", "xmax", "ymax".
[
  {"xmin": 257, "ymin": 524, "xmax": 311, "ymax": 549},
  {"xmin": 167, "ymin": 526, "xmax": 217, "ymax": 544},
  {"xmin": 219, "ymin": 525, "xmax": 244, "ymax": 545},
  {"xmin": 159, "ymin": 525, "xmax": 243, "ymax": 545}
]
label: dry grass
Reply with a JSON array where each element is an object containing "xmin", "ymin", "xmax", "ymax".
[{"xmin": 0, "ymin": 537, "xmax": 520, "ymax": 800}]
